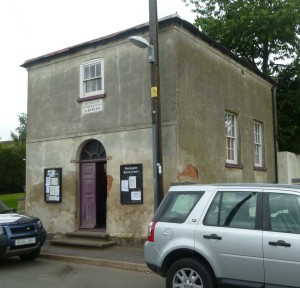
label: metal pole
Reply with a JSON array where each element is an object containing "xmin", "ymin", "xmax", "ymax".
[
  {"xmin": 271, "ymin": 86, "xmax": 278, "ymax": 183},
  {"xmin": 149, "ymin": 0, "xmax": 163, "ymax": 211}
]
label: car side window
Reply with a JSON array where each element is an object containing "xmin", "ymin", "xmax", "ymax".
[
  {"xmin": 159, "ymin": 192, "xmax": 204, "ymax": 223},
  {"xmin": 204, "ymin": 191, "xmax": 257, "ymax": 229},
  {"xmin": 269, "ymin": 193, "xmax": 300, "ymax": 234}
]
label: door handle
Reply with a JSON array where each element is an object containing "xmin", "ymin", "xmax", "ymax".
[
  {"xmin": 269, "ymin": 240, "xmax": 291, "ymax": 247},
  {"xmin": 203, "ymin": 234, "xmax": 222, "ymax": 240}
]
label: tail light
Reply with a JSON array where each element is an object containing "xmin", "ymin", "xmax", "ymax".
[{"xmin": 147, "ymin": 221, "xmax": 157, "ymax": 242}]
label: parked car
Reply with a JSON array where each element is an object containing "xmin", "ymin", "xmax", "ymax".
[
  {"xmin": 144, "ymin": 184, "xmax": 300, "ymax": 288},
  {"xmin": 0, "ymin": 200, "xmax": 46, "ymax": 260}
]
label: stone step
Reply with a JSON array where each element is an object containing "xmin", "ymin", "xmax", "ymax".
[
  {"xmin": 66, "ymin": 231, "xmax": 110, "ymax": 239},
  {"xmin": 50, "ymin": 238, "xmax": 117, "ymax": 248},
  {"xmin": 49, "ymin": 231, "xmax": 117, "ymax": 249}
]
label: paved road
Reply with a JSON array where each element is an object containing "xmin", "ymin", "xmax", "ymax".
[{"xmin": 0, "ymin": 257, "xmax": 165, "ymax": 288}]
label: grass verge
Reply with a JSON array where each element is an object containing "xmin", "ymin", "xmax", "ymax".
[{"xmin": 0, "ymin": 193, "xmax": 25, "ymax": 209}]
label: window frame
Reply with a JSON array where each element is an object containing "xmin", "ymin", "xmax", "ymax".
[
  {"xmin": 254, "ymin": 121, "xmax": 263, "ymax": 167},
  {"xmin": 225, "ymin": 112, "xmax": 238, "ymax": 164},
  {"xmin": 80, "ymin": 58, "xmax": 104, "ymax": 98}
]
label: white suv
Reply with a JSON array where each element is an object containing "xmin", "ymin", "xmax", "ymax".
[{"xmin": 144, "ymin": 184, "xmax": 300, "ymax": 288}]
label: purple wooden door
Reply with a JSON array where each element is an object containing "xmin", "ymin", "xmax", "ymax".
[{"xmin": 80, "ymin": 163, "xmax": 97, "ymax": 229}]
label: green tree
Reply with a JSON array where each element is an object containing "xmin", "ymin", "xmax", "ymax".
[
  {"xmin": 276, "ymin": 57, "xmax": 300, "ymax": 153},
  {"xmin": 182, "ymin": 0, "xmax": 300, "ymax": 153},
  {"xmin": 0, "ymin": 143, "xmax": 25, "ymax": 194},
  {"xmin": 182, "ymin": 0, "xmax": 299, "ymax": 75},
  {"xmin": 10, "ymin": 113, "xmax": 27, "ymax": 143},
  {"xmin": 0, "ymin": 114, "xmax": 27, "ymax": 194}
]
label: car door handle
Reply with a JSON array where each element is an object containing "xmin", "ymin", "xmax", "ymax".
[
  {"xmin": 203, "ymin": 234, "xmax": 222, "ymax": 240},
  {"xmin": 269, "ymin": 240, "xmax": 291, "ymax": 247}
]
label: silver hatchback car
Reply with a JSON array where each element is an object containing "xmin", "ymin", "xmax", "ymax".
[{"xmin": 144, "ymin": 184, "xmax": 300, "ymax": 288}]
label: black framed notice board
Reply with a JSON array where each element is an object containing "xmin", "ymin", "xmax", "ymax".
[
  {"xmin": 44, "ymin": 168, "xmax": 62, "ymax": 203},
  {"xmin": 120, "ymin": 164, "xmax": 143, "ymax": 204}
]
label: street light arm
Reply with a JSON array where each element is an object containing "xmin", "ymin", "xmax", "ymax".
[
  {"xmin": 129, "ymin": 36, "xmax": 150, "ymax": 49},
  {"xmin": 129, "ymin": 36, "xmax": 155, "ymax": 63}
]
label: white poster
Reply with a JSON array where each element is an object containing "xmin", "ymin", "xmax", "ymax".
[
  {"xmin": 121, "ymin": 180, "xmax": 129, "ymax": 192},
  {"xmin": 131, "ymin": 191, "xmax": 141, "ymax": 201},
  {"xmin": 129, "ymin": 176, "xmax": 136, "ymax": 189}
]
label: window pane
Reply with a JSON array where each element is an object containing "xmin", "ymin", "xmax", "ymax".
[
  {"xmin": 203, "ymin": 193, "xmax": 221, "ymax": 225},
  {"xmin": 96, "ymin": 78, "xmax": 102, "ymax": 91},
  {"xmin": 204, "ymin": 191, "xmax": 257, "ymax": 229},
  {"xmin": 227, "ymin": 138, "xmax": 234, "ymax": 160},
  {"xmin": 254, "ymin": 123, "xmax": 261, "ymax": 144},
  {"xmin": 90, "ymin": 65, "xmax": 95, "ymax": 78},
  {"xmin": 225, "ymin": 113, "xmax": 235, "ymax": 137},
  {"xmin": 159, "ymin": 192, "xmax": 203, "ymax": 223},
  {"xmin": 225, "ymin": 114, "xmax": 231, "ymax": 136},
  {"xmin": 87, "ymin": 80, "xmax": 92, "ymax": 93},
  {"xmin": 84, "ymin": 66, "xmax": 89, "ymax": 80},
  {"xmin": 91, "ymin": 79, "xmax": 96, "ymax": 92},
  {"xmin": 226, "ymin": 138, "xmax": 235, "ymax": 161},
  {"xmin": 269, "ymin": 193, "xmax": 300, "ymax": 233},
  {"xmin": 255, "ymin": 145, "xmax": 260, "ymax": 164},
  {"xmin": 96, "ymin": 63, "xmax": 101, "ymax": 77}
]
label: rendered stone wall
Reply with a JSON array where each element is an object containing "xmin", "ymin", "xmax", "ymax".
[
  {"xmin": 24, "ymin": 20, "xmax": 276, "ymax": 239},
  {"xmin": 278, "ymin": 152, "xmax": 300, "ymax": 184}
]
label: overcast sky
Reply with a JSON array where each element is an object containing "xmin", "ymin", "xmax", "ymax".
[{"xmin": 0, "ymin": 0, "xmax": 195, "ymax": 141}]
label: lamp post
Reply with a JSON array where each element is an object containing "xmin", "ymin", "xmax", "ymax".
[{"xmin": 129, "ymin": 0, "xmax": 163, "ymax": 211}]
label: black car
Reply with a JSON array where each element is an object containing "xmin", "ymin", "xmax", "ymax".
[{"xmin": 0, "ymin": 200, "xmax": 46, "ymax": 260}]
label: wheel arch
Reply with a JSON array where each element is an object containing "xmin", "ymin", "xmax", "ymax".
[{"xmin": 160, "ymin": 248, "xmax": 216, "ymax": 279}]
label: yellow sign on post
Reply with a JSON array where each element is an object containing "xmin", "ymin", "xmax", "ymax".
[{"xmin": 151, "ymin": 86, "xmax": 157, "ymax": 97}]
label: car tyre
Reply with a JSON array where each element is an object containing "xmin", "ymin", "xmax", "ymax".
[
  {"xmin": 166, "ymin": 258, "xmax": 216, "ymax": 288},
  {"xmin": 19, "ymin": 248, "xmax": 41, "ymax": 261}
]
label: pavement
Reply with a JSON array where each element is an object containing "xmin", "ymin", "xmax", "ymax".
[{"xmin": 40, "ymin": 240, "xmax": 150, "ymax": 273}]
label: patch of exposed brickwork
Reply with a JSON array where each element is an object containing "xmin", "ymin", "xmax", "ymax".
[
  {"xmin": 177, "ymin": 164, "xmax": 198, "ymax": 182},
  {"xmin": 107, "ymin": 175, "xmax": 113, "ymax": 192}
]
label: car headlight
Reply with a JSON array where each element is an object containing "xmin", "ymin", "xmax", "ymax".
[
  {"xmin": 37, "ymin": 220, "xmax": 43, "ymax": 229},
  {"xmin": 0, "ymin": 226, "xmax": 3, "ymax": 235}
]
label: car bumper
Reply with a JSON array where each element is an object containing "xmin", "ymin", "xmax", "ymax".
[
  {"xmin": 144, "ymin": 241, "xmax": 163, "ymax": 275},
  {"xmin": 0, "ymin": 228, "xmax": 47, "ymax": 258}
]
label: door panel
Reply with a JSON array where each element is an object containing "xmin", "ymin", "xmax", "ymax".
[
  {"xmin": 263, "ymin": 191, "xmax": 300, "ymax": 287},
  {"xmin": 263, "ymin": 232, "xmax": 300, "ymax": 287},
  {"xmin": 196, "ymin": 226, "xmax": 264, "ymax": 284},
  {"xmin": 80, "ymin": 163, "xmax": 96, "ymax": 229},
  {"xmin": 196, "ymin": 189, "xmax": 264, "ymax": 285},
  {"xmin": 96, "ymin": 163, "xmax": 107, "ymax": 228}
]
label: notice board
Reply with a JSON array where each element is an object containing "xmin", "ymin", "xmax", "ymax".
[
  {"xmin": 120, "ymin": 164, "xmax": 143, "ymax": 204},
  {"xmin": 44, "ymin": 168, "xmax": 62, "ymax": 203}
]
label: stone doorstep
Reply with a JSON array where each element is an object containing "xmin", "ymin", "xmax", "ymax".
[
  {"xmin": 49, "ymin": 231, "xmax": 147, "ymax": 248},
  {"xmin": 66, "ymin": 231, "xmax": 110, "ymax": 239},
  {"xmin": 49, "ymin": 231, "xmax": 117, "ymax": 249},
  {"xmin": 50, "ymin": 238, "xmax": 117, "ymax": 248}
]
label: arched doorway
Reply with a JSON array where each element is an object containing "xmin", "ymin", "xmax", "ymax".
[{"xmin": 79, "ymin": 140, "xmax": 107, "ymax": 230}]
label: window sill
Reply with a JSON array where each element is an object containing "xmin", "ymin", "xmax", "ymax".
[
  {"xmin": 225, "ymin": 163, "xmax": 244, "ymax": 169},
  {"xmin": 254, "ymin": 166, "xmax": 267, "ymax": 171},
  {"xmin": 77, "ymin": 93, "xmax": 106, "ymax": 103}
]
